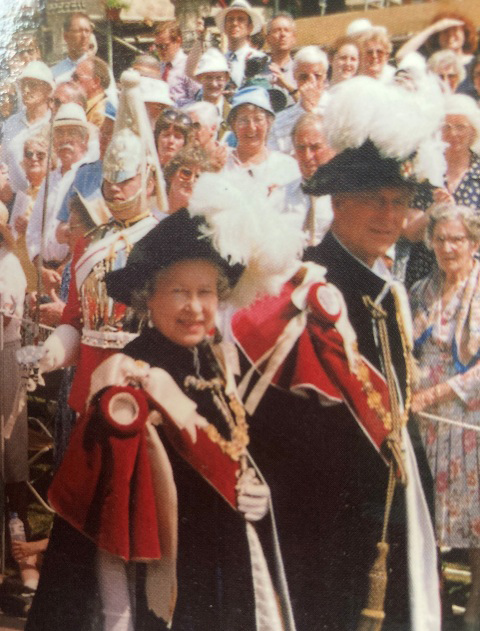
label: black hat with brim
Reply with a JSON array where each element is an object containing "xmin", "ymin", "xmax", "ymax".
[
  {"xmin": 303, "ymin": 140, "xmax": 418, "ymax": 197},
  {"xmin": 106, "ymin": 208, "xmax": 245, "ymax": 306}
]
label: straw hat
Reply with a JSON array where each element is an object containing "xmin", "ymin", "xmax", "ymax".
[{"xmin": 215, "ymin": 0, "xmax": 263, "ymax": 36}]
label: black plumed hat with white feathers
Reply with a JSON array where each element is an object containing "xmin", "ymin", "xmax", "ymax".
[
  {"xmin": 304, "ymin": 76, "xmax": 446, "ymax": 196},
  {"xmin": 106, "ymin": 171, "xmax": 304, "ymax": 308}
]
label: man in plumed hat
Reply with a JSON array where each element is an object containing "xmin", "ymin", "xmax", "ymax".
[{"xmin": 233, "ymin": 76, "xmax": 444, "ymax": 631}]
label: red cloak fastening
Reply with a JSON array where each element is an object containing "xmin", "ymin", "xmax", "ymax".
[
  {"xmin": 232, "ymin": 268, "xmax": 393, "ymax": 455},
  {"xmin": 49, "ymin": 373, "xmax": 241, "ymax": 562}
]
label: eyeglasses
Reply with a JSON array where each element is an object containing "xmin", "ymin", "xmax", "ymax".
[
  {"xmin": 20, "ymin": 79, "xmax": 46, "ymax": 91},
  {"xmin": 297, "ymin": 73, "xmax": 325, "ymax": 83},
  {"xmin": 16, "ymin": 47, "xmax": 38, "ymax": 57},
  {"xmin": 365, "ymin": 48, "xmax": 387, "ymax": 58},
  {"xmin": 160, "ymin": 109, "xmax": 192, "ymax": 127},
  {"xmin": 72, "ymin": 72, "xmax": 92, "ymax": 82},
  {"xmin": 177, "ymin": 166, "xmax": 201, "ymax": 181},
  {"xmin": 235, "ymin": 114, "xmax": 268, "ymax": 127},
  {"xmin": 68, "ymin": 27, "xmax": 92, "ymax": 35},
  {"xmin": 24, "ymin": 150, "xmax": 47, "ymax": 160},
  {"xmin": 432, "ymin": 235, "xmax": 470, "ymax": 246},
  {"xmin": 225, "ymin": 14, "xmax": 249, "ymax": 24},
  {"xmin": 156, "ymin": 41, "xmax": 174, "ymax": 52}
]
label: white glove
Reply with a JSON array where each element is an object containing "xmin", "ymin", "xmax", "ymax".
[
  {"xmin": 236, "ymin": 468, "xmax": 270, "ymax": 522},
  {"xmin": 39, "ymin": 324, "xmax": 81, "ymax": 372}
]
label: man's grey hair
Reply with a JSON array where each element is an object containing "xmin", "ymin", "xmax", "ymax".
[
  {"xmin": 294, "ymin": 46, "xmax": 329, "ymax": 73},
  {"xmin": 182, "ymin": 101, "xmax": 221, "ymax": 131}
]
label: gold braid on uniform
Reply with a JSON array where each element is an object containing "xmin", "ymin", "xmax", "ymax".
[
  {"xmin": 183, "ymin": 375, "xmax": 249, "ymax": 461},
  {"xmin": 352, "ymin": 292, "xmax": 412, "ymax": 435},
  {"xmin": 357, "ymin": 293, "xmax": 411, "ymax": 631}
]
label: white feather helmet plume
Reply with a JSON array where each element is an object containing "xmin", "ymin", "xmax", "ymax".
[
  {"xmin": 111, "ymin": 69, "xmax": 167, "ymax": 211},
  {"xmin": 188, "ymin": 171, "xmax": 305, "ymax": 307}
]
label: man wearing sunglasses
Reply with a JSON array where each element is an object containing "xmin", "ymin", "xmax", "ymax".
[
  {"xmin": 154, "ymin": 20, "xmax": 199, "ymax": 107},
  {"xmin": 26, "ymin": 103, "xmax": 91, "ymax": 293}
]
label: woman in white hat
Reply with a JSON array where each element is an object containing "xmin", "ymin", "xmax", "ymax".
[
  {"xmin": 223, "ymin": 86, "xmax": 299, "ymax": 207},
  {"xmin": 1, "ymin": 61, "xmax": 54, "ymax": 194}
]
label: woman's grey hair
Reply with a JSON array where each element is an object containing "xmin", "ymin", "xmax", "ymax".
[
  {"xmin": 131, "ymin": 263, "xmax": 231, "ymax": 316},
  {"xmin": 182, "ymin": 101, "xmax": 221, "ymax": 131},
  {"xmin": 427, "ymin": 50, "xmax": 466, "ymax": 84},
  {"xmin": 425, "ymin": 202, "xmax": 480, "ymax": 248},
  {"xmin": 444, "ymin": 93, "xmax": 480, "ymax": 152}
]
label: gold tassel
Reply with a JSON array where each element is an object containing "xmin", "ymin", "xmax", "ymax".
[{"xmin": 357, "ymin": 542, "xmax": 389, "ymax": 631}]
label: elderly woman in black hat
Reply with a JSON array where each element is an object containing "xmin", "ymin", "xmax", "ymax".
[{"xmin": 26, "ymin": 173, "xmax": 302, "ymax": 631}]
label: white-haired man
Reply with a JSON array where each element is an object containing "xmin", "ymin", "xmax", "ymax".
[
  {"xmin": 268, "ymin": 46, "xmax": 330, "ymax": 154},
  {"xmin": 234, "ymin": 76, "xmax": 442, "ymax": 631},
  {"xmin": 26, "ymin": 103, "xmax": 91, "ymax": 291},
  {"xmin": 284, "ymin": 112, "xmax": 335, "ymax": 245}
]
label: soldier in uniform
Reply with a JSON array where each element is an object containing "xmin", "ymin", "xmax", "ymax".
[
  {"xmin": 35, "ymin": 70, "xmax": 166, "ymax": 412},
  {"xmin": 232, "ymin": 77, "xmax": 444, "ymax": 631},
  {"xmin": 38, "ymin": 127, "xmax": 158, "ymax": 412}
]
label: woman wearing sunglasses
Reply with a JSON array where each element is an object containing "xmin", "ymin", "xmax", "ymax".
[
  {"xmin": 154, "ymin": 108, "xmax": 193, "ymax": 168},
  {"xmin": 163, "ymin": 145, "xmax": 215, "ymax": 213},
  {"xmin": 9, "ymin": 128, "xmax": 52, "ymax": 291}
]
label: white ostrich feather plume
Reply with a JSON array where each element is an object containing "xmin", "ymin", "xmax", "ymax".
[
  {"xmin": 188, "ymin": 172, "xmax": 304, "ymax": 306},
  {"xmin": 324, "ymin": 77, "xmax": 444, "ymax": 162}
]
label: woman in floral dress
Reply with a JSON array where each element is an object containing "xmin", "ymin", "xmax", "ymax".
[{"xmin": 410, "ymin": 202, "xmax": 480, "ymax": 630}]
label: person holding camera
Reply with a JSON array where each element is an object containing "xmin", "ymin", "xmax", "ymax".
[{"xmin": 248, "ymin": 13, "xmax": 297, "ymax": 110}]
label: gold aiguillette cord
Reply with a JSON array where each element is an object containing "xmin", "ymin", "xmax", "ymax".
[{"xmin": 357, "ymin": 296, "xmax": 407, "ymax": 631}]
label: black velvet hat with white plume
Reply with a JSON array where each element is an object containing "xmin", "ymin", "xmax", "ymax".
[
  {"xmin": 106, "ymin": 172, "xmax": 304, "ymax": 307},
  {"xmin": 303, "ymin": 76, "xmax": 446, "ymax": 197}
]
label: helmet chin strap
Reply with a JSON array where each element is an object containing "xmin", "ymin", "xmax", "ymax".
[
  {"xmin": 104, "ymin": 164, "xmax": 153, "ymax": 221},
  {"xmin": 105, "ymin": 186, "xmax": 143, "ymax": 221}
]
